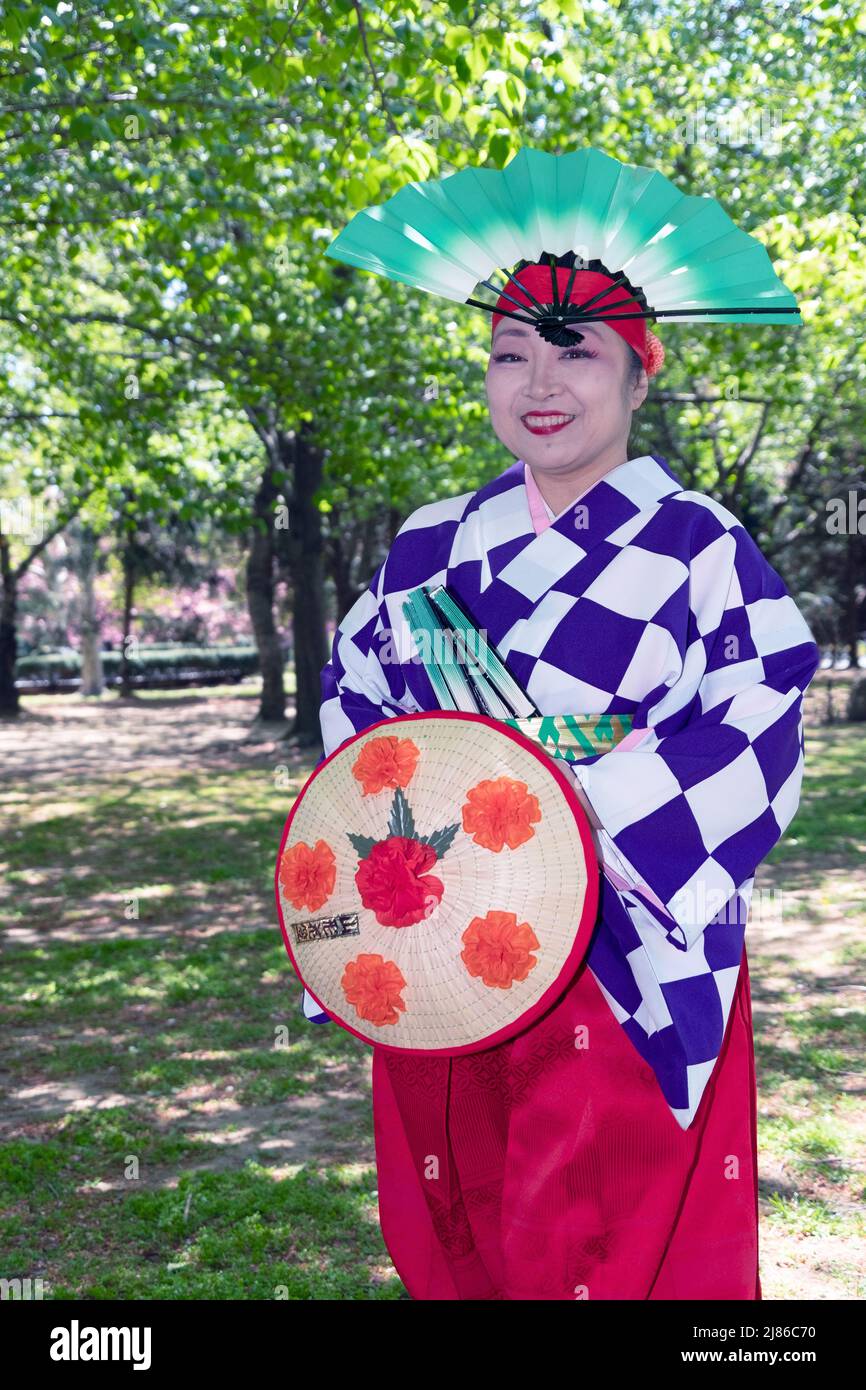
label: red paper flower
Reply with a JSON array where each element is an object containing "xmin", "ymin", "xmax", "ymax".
[
  {"xmin": 462, "ymin": 776, "xmax": 542, "ymax": 852},
  {"xmin": 355, "ymin": 834, "xmax": 444, "ymax": 927},
  {"xmin": 461, "ymin": 909, "xmax": 540, "ymax": 988},
  {"xmin": 352, "ymin": 735, "xmax": 421, "ymax": 795},
  {"xmin": 341, "ymin": 953, "xmax": 407, "ymax": 1027},
  {"xmin": 279, "ymin": 839, "xmax": 336, "ymax": 911}
]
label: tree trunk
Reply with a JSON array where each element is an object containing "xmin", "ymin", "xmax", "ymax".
[
  {"xmin": 358, "ymin": 513, "xmax": 378, "ymax": 583},
  {"xmin": 0, "ymin": 532, "xmax": 19, "ymax": 717},
  {"xmin": 119, "ymin": 545, "xmax": 135, "ymax": 698},
  {"xmin": 844, "ymin": 534, "xmax": 861, "ymax": 668},
  {"xmin": 78, "ymin": 522, "xmax": 104, "ymax": 697},
  {"xmin": 327, "ymin": 504, "xmax": 361, "ymax": 623},
  {"xmin": 246, "ymin": 453, "xmax": 287, "ymax": 723},
  {"xmin": 285, "ymin": 423, "xmax": 328, "ymax": 744},
  {"xmin": 0, "ymin": 492, "xmax": 92, "ymax": 717},
  {"xmin": 387, "ymin": 505, "xmax": 402, "ymax": 547}
]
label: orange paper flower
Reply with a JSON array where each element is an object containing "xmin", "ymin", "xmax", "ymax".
[
  {"xmin": 352, "ymin": 735, "xmax": 421, "ymax": 795},
  {"xmin": 341, "ymin": 952, "xmax": 407, "ymax": 1026},
  {"xmin": 279, "ymin": 838, "xmax": 336, "ymax": 912},
  {"xmin": 461, "ymin": 910, "xmax": 540, "ymax": 989},
  {"xmin": 461, "ymin": 776, "xmax": 542, "ymax": 851}
]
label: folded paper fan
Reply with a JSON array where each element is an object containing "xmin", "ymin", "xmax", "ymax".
[
  {"xmin": 325, "ymin": 144, "xmax": 800, "ymax": 343},
  {"xmin": 275, "ymin": 711, "xmax": 598, "ymax": 1055}
]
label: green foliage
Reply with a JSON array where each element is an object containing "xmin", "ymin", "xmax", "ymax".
[{"xmin": 1, "ymin": 0, "xmax": 864, "ymax": 643}]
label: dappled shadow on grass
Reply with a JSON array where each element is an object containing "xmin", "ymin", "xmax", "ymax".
[
  {"xmin": 0, "ymin": 930, "xmax": 376, "ymax": 1166},
  {"xmin": 2, "ymin": 1135, "xmax": 403, "ymax": 1299},
  {"xmin": 4, "ymin": 892, "xmax": 275, "ymax": 946},
  {"xmin": 754, "ymin": 1037, "xmax": 852, "ymax": 1090},
  {"xmin": 1, "ymin": 928, "xmax": 313, "ymax": 1016},
  {"xmin": 2, "ymin": 1041, "xmax": 374, "ymax": 1161},
  {"xmin": 0, "ymin": 693, "xmax": 400, "ymax": 1298},
  {"xmin": 4, "ymin": 693, "xmax": 863, "ymax": 1299},
  {"xmin": 744, "ymin": 733, "xmax": 865, "ymax": 1298},
  {"xmin": 771, "ymin": 724, "xmax": 866, "ymax": 867},
  {"xmin": 3, "ymin": 782, "xmax": 303, "ymax": 878},
  {"xmin": 750, "ymin": 942, "xmax": 864, "ymax": 1104},
  {"xmin": 114, "ymin": 691, "xmax": 263, "ymax": 709},
  {"xmin": 0, "ymin": 738, "xmax": 316, "ymax": 993},
  {"xmin": 0, "ymin": 765, "xmax": 314, "ymax": 942},
  {"xmin": 0, "ymin": 690, "xmax": 313, "ymax": 792},
  {"xmin": 0, "ymin": 938, "xmax": 390, "ymax": 1295}
]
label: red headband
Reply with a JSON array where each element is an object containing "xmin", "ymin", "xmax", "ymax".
[{"xmin": 490, "ymin": 264, "xmax": 664, "ymax": 377}]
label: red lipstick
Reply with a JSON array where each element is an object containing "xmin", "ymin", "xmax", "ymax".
[{"xmin": 521, "ymin": 411, "xmax": 575, "ymax": 435}]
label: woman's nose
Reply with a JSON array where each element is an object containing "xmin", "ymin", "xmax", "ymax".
[{"xmin": 527, "ymin": 353, "xmax": 565, "ymax": 395}]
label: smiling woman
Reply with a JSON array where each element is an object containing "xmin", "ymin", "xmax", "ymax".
[
  {"xmin": 485, "ymin": 260, "xmax": 663, "ymax": 514},
  {"xmin": 303, "ymin": 246, "xmax": 818, "ymax": 1300},
  {"xmin": 305, "ymin": 142, "xmax": 819, "ymax": 1300}
]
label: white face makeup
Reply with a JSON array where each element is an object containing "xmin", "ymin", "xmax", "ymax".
[{"xmin": 484, "ymin": 318, "xmax": 648, "ymax": 502}]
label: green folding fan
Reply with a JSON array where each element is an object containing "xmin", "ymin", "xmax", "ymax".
[{"xmin": 324, "ymin": 145, "xmax": 800, "ymax": 344}]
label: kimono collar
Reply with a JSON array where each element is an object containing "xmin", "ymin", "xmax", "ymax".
[
  {"xmin": 524, "ymin": 461, "xmax": 555, "ymax": 532},
  {"xmin": 522, "ymin": 460, "xmax": 634, "ymax": 535},
  {"xmin": 442, "ymin": 453, "xmax": 685, "ymax": 658},
  {"xmin": 520, "ymin": 455, "xmax": 680, "ymax": 533},
  {"xmin": 465, "ymin": 454, "xmax": 683, "ymax": 596}
]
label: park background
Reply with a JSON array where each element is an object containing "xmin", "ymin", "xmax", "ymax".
[{"xmin": 1, "ymin": 0, "xmax": 864, "ymax": 1299}]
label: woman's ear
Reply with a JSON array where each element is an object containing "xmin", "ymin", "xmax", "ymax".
[{"xmin": 630, "ymin": 367, "xmax": 649, "ymax": 410}]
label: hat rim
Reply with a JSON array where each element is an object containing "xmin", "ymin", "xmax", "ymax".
[
  {"xmin": 275, "ymin": 709, "xmax": 600, "ymax": 1056},
  {"xmin": 490, "ymin": 263, "xmax": 665, "ymax": 378}
]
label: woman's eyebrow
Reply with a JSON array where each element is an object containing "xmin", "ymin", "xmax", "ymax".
[
  {"xmin": 563, "ymin": 322, "xmax": 602, "ymax": 338},
  {"xmin": 494, "ymin": 323, "xmax": 602, "ymax": 341}
]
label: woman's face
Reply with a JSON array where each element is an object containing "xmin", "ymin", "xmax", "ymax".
[{"xmin": 485, "ymin": 319, "xmax": 648, "ymax": 476}]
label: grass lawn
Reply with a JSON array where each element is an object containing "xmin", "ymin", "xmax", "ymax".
[
  {"xmin": 1, "ymin": 688, "xmax": 399, "ymax": 1299},
  {"xmin": 0, "ymin": 687, "xmax": 863, "ymax": 1299},
  {"xmin": 747, "ymin": 721, "xmax": 866, "ymax": 1299}
]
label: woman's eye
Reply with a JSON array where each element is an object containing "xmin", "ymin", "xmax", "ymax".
[{"xmin": 492, "ymin": 348, "xmax": 598, "ymax": 363}]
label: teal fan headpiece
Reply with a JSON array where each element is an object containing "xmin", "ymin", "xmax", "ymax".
[{"xmin": 324, "ymin": 145, "xmax": 801, "ymax": 346}]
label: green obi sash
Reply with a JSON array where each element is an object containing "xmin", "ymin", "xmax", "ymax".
[
  {"xmin": 402, "ymin": 583, "xmax": 632, "ymax": 763},
  {"xmin": 501, "ymin": 712, "xmax": 633, "ymax": 762}
]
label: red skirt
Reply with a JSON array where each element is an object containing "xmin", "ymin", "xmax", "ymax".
[{"xmin": 372, "ymin": 946, "xmax": 761, "ymax": 1300}]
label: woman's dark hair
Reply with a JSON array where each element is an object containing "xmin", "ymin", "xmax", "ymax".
[{"xmin": 626, "ymin": 343, "xmax": 644, "ymax": 387}]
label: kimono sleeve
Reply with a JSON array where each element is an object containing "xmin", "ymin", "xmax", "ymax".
[
  {"xmin": 319, "ymin": 557, "xmax": 420, "ymax": 758},
  {"xmin": 300, "ymin": 552, "xmax": 420, "ymax": 1023},
  {"xmin": 572, "ymin": 510, "xmax": 820, "ymax": 952}
]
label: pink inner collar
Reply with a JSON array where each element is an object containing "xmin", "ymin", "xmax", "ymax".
[{"xmin": 524, "ymin": 462, "xmax": 554, "ymax": 534}]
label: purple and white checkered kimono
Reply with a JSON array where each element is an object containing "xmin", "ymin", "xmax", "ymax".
[{"xmin": 305, "ymin": 453, "xmax": 820, "ymax": 1128}]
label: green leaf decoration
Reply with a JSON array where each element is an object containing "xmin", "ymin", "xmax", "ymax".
[
  {"xmin": 387, "ymin": 786, "xmax": 415, "ymax": 839},
  {"xmin": 347, "ymin": 832, "xmax": 378, "ymax": 858},
  {"xmin": 422, "ymin": 822, "xmax": 460, "ymax": 860}
]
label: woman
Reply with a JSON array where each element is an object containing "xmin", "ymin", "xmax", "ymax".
[{"xmin": 306, "ymin": 262, "xmax": 820, "ymax": 1300}]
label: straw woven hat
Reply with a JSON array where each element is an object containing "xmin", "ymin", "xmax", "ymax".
[{"xmin": 275, "ymin": 711, "xmax": 598, "ymax": 1055}]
